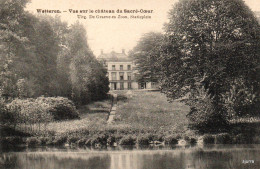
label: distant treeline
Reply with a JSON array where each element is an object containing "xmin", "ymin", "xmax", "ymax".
[{"xmin": 0, "ymin": 0, "xmax": 109, "ymax": 105}]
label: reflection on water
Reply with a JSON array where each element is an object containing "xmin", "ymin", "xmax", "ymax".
[{"xmin": 1, "ymin": 145, "xmax": 260, "ymax": 169}]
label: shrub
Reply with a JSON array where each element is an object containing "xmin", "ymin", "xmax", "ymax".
[
  {"xmin": 53, "ymin": 135, "xmax": 67, "ymax": 146},
  {"xmin": 6, "ymin": 97, "xmax": 79, "ymax": 127},
  {"xmin": 38, "ymin": 137, "xmax": 49, "ymax": 145},
  {"xmin": 186, "ymin": 87, "xmax": 229, "ymax": 133},
  {"xmin": 107, "ymin": 135, "xmax": 116, "ymax": 146},
  {"xmin": 136, "ymin": 135, "xmax": 150, "ymax": 145},
  {"xmin": 0, "ymin": 136, "xmax": 24, "ymax": 146},
  {"xmin": 36, "ymin": 97, "xmax": 79, "ymax": 120},
  {"xmin": 152, "ymin": 134, "xmax": 164, "ymax": 142},
  {"xmin": 203, "ymin": 134, "xmax": 215, "ymax": 144},
  {"xmin": 90, "ymin": 134, "xmax": 108, "ymax": 146},
  {"xmin": 234, "ymin": 134, "xmax": 253, "ymax": 144},
  {"xmin": 215, "ymin": 133, "xmax": 232, "ymax": 144},
  {"xmin": 184, "ymin": 136, "xmax": 197, "ymax": 144},
  {"xmin": 85, "ymin": 138, "xmax": 92, "ymax": 146},
  {"xmin": 26, "ymin": 137, "xmax": 41, "ymax": 147},
  {"xmin": 119, "ymin": 135, "xmax": 136, "ymax": 145},
  {"xmin": 164, "ymin": 135, "xmax": 178, "ymax": 145},
  {"xmin": 222, "ymin": 79, "xmax": 259, "ymax": 117},
  {"xmin": 77, "ymin": 138, "xmax": 88, "ymax": 146},
  {"xmin": 7, "ymin": 98, "xmax": 53, "ymax": 125},
  {"xmin": 67, "ymin": 136, "xmax": 80, "ymax": 145}
]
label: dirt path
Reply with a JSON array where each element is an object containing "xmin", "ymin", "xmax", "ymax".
[{"xmin": 107, "ymin": 93, "xmax": 117, "ymax": 124}]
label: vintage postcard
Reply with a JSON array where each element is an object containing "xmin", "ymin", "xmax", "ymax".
[{"xmin": 0, "ymin": 0, "xmax": 260, "ymax": 168}]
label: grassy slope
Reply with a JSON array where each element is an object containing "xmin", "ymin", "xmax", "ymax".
[{"xmin": 113, "ymin": 90, "xmax": 190, "ymax": 134}]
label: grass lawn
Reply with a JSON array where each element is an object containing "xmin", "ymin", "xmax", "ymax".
[{"xmin": 113, "ymin": 90, "xmax": 190, "ymax": 135}]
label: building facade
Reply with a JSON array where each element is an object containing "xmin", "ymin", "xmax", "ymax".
[{"xmin": 97, "ymin": 50, "xmax": 156, "ymax": 90}]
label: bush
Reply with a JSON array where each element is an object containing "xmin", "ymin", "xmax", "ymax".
[
  {"xmin": 26, "ymin": 137, "xmax": 41, "ymax": 147},
  {"xmin": 107, "ymin": 135, "xmax": 116, "ymax": 146},
  {"xmin": 36, "ymin": 97, "xmax": 79, "ymax": 120},
  {"xmin": 6, "ymin": 97, "xmax": 79, "ymax": 126},
  {"xmin": 39, "ymin": 137, "xmax": 49, "ymax": 145},
  {"xmin": 164, "ymin": 135, "xmax": 178, "ymax": 145},
  {"xmin": 152, "ymin": 134, "xmax": 164, "ymax": 142},
  {"xmin": 53, "ymin": 135, "xmax": 67, "ymax": 146},
  {"xmin": 7, "ymin": 98, "xmax": 53, "ymax": 124},
  {"xmin": 233, "ymin": 134, "xmax": 253, "ymax": 144},
  {"xmin": 184, "ymin": 136, "xmax": 197, "ymax": 144},
  {"xmin": 67, "ymin": 136, "xmax": 80, "ymax": 145},
  {"xmin": 0, "ymin": 136, "xmax": 24, "ymax": 146},
  {"xmin": 222, "ymin": 79, "xmax": 259, "ymax": 117},
  {"xmin": 215, "ymin": 133, "xmax": 232, "ymax": 144},
  {"xmin": 136, "ymin": 135, "xmax": 150, "ymax": 145},
  {"xmin": 186, "ymin": 87, "xmax": 229, "ymax": 133},
  {"xmin": 119, "ymin": 135, "xmax": 136, "ymax": 145},
  {"xmin": 203, "ymin": 134, "xmax": 215, "ymax": 144},
  {"xmin": 77, "ymin": 138, "xmax": 88, "ymax": 146},
  {"xmin": 90, "ymin": 134, "xmax": 108, "ymax": 146}
]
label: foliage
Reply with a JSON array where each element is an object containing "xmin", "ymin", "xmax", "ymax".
[
  {"xmin": 164, "ymin": 135, "xmax": 178, "ymax": 144},
  {"xmin": 203, "ymin": 134, "xmax": 215, "ymax": 144},
  {"xmin": 26, "ymin": 137, "xmax": 41, "ymax": 147},
  {"xmin": 130, "ymin": 32, "xmax": 164, "ymax": 83},
  {"xmin": 7, "ymin": 98, "xmax": 53, "ymax": 129},
  {"xmin": 136, "ymin": 135, "xmax": 150, "ymax": 145},
  {"xmin": 119, "ymin": 135, "xmax": 136, "ymax": 145},
  {"xmin": 0, "ymin": 1, "xmax": 109, "ymax": 105},
  {"xmin": 221, "ymin": 78, "xmax": 259, "ymax": 117},
  {"xmin": 215, "ymin": 133, "xmax": 232, "ymax": 144},
  {"xmin": 160, "ymin": 0, "xmax": 260, "ymax": 132},
  {"xmin": 69, "ymin": 22, "xmax": 109, "ymax": 104},
  {"xmin": 186, "ymin": 86, "xmax": 229, "ymax": 133},
  {"xmin": 6, "ymin": 96, "xmax": 79, "ymax": 132},
  {"xmin": 35, "ymin": 97, "xmax": 79, "ymax": 120}
]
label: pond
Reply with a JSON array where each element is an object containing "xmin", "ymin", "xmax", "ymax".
[{"xmin": 1, "ymin": 145, "xmax": 260, "ymax": 169}]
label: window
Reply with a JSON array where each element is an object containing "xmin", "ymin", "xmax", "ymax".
[
  {"xmin": 127, "ymin": 73, "xmax": 131, "ymax": 80},
  {"xmin": 112, "ymin": 65, "xmax": 115, "ymax": 70},
  {"xmin": 120, "ymin": 65, "xmax": 123, "ymax": 70},
  {"xmin": 127, "ymin": 65, "xmax": 131, "ymax": 70},
  {"xmin": 120, "ymin": 82, "xmax": 124, "ymax": 90},
  {"xmin": 111, "ymin": 72, "xmax": 117, "ymax": 80},
  {"xmin": 128, "ymin": 82, "xmax": 132, "ymax": 89},
  {"xmin": 119, "ymin": 72, "xmax": 124, "ymax": 80}
]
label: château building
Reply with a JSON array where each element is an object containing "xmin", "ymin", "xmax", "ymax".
[{"xmin": 97, "ymin": 49, "xmax": 156, "ymax": 90}]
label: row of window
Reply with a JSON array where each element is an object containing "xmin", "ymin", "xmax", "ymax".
[
  {"xmin": 111, "ymin": 72, "xmax": 131, "ymax": 80},
  {"xmin": 112, "ymin": 65, "xmax": 131, "ymax": 70},
  {"xmin": 111, "ymin": 82, "xmax": 132, "ymax": 90}
]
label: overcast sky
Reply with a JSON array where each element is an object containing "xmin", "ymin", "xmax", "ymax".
[{"xmin": 26, "ymin": 0, "xmax": 260, "ymax": 56}]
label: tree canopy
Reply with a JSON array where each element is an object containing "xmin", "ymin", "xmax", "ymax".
[
  {"xmin": 130, "ymin": 32, "xmax": 164, "ymax": 83},
  {"xmin": 0, "ymin": 0, "xmax": 109, "ymax": 105},
  {"xmin": 159, "ymin": 0, "xmax": 260, "ymax": 131}
]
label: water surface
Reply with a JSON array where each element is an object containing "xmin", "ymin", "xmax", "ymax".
[{"xmin": 1, "ymin": 145, "xmax": 259, "ymax": 169}]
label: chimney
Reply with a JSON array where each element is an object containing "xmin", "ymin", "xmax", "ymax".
[
  {"xmin": 122, "ymin": 49, "xmax": 125, "ymax": 54},
  {"xmin": 101, "ymin": 49, "xmax": 104, "ymax": 54}
]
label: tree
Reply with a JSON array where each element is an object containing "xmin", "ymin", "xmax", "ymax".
[
  {"xmin": 161, "ymin": 0, "xmax": 260, "ymax": 131},
  {"xmin": 68, "ymin": 22, "xmax": 109, "ymax": 105},
  {"xmin": 0, "ymin": 0, "xmax": 30, "ymax": 99},
  {"xmin": 130, "ymin": 32, "xmax": 164, "ymax": 83}
]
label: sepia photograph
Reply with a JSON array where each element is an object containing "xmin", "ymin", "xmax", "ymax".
[{"xmin": 0, "ymin": 0, "xmax": 260, "ymax": 168}]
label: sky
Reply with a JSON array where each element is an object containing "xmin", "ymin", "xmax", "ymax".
[{"xmin": 26, "ymin": 0, "xmax": 260, "ymax": 56}]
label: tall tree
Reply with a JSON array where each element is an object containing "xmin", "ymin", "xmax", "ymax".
[
  {"xmin": 130, "ymin": 32, "xmax": 164, "ymax": 83},
  {"xmin": 161, "ymin": 0, "xmax": 260, "ymax": 130},
  {"xmin": 0, "ymin": 0, "xmax": 30, "ymax": 98}
]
